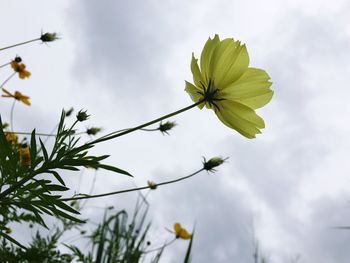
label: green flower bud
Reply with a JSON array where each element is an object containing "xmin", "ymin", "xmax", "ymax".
[
  {"xmin": 159, "ymin": 121, "xmax": 176, "ymax": 134},
  {"xmin": 86, "ymin": 127, "xmax": 102, "ymax": 136},
  {"xmin": 40, "ymin": 32, "xmax": 59, "ymax": 42},
  {"xmin": 202, "ymin": 156, "xmax": 228, "ymax": 172},
  {"xmin": 76, "ymin": 110, "xmax": 90, "ymax": 122},
  {"xmin": 64, "ymin": 107, "xmax": 74, "ymax": 117},
  {"xmin": 147, "ymin": 180, "xmax": 157, "ymax": 190}
]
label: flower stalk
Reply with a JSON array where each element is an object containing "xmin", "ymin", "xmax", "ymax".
[
  {"xmin": 87, "ymin": 100, "xmax": 204, "ymax": 146},
  {"xmin": 60, "ymin": 168, "xmax": 205, "ymax": 202}
]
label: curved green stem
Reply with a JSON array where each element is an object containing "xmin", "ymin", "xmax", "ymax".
[
  {"xmin": 0, "ymin": 38, "xmax": 40, "ymax": 51},
  {"xmin": 87, "ymin": 100, "xmax": 203, "ymax": 146},
  {"xmin": 60, "ymin": 168, "xmax": 205, "ymax": 202}
]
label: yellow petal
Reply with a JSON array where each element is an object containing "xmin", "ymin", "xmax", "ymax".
[
  {"xmin": 173, "ymin": 223, "xmax": 191, "ymax": 240},
  {"xmin": 200, "ymin": 34, "xmax": 220, "ymax": 83},
  {"xmin": 184, "ymin": 81, "xmax": 205, "ymax": 109},
  {"xmin": 191, "ymin": 53, "xmax": 205, "ymax": 87},
  {"xmin": 221, "ymin": 68, "xmax": 273, "ymax": 109},
  {"xmin": 21, "ymin": 98, "xmax": 31, "ymax": 106},
  {"xmin": 174, "ymin": 223, "xmax": 182, "ymax": 233},
  {"xmin": 215, "ymin": 100, "xmax": 265, "ymax": 138},
  {"xmin": 210, "ymin": 39, "xmax": 249, "ymax": 88},
  {"xmin": 178, "ymin": 229, "xmax": 192, "ymax": 240}
]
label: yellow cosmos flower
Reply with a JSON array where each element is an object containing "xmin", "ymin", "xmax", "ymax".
[
  {"xmin": 172, "ymin": 223, "xmax": 192, "ymax": 240},
  {"xmin": 185, "ymin": 35, "xmax": 273, "ymax": 139},
  {"xmin": 10, "ymin": 60, "xmax": 31, "ymax": 79},
  {"xmin": 19, "ymin": 146, "xmax": 31, "ymax": 166},
  {"xmin": 2, "ymin": 88, "xmax": 31, "ymax": 106}
]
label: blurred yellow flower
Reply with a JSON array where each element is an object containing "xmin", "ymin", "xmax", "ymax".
[
  {"xmin": 19, "ymin": 146, "xmax": 31, "ymax": 166},
  {"xmin": 10, "ymin": 60, "xmax": 31, "ymax": 79},
  {"xmin": 5, "ymin": 132, "xmax": 18, "ymax": 146},
  {"xmin": 2, "ymin": 88, "xmax": 31, "ymax": 106},
  {"xmin": 172, "ymin": 223, "xmax": 191, "ymax": 240},
  {"xmin": 185, "ymin": 35, "xmax": 273, "ymax": 138}
]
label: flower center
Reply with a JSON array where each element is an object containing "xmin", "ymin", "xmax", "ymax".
[{"xmin": 198, "ymin": 79, "xmax": 224, "ymax": 111}]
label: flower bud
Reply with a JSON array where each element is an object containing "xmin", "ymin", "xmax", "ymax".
[
  {"xmin": 159, "ymin": 121, "xmax": 176, "ymax": 135},
  {"xmin": 14, "ymin": 56, "xmax": 22, "ymax": 63},
  {"xmin": 5, "ymin": 227, "xmax": 12, "ymax": 234},
  {"xmin": 40, "ymin": 32, "xmax": 59, "ymax": 42},
  {"xmin": 147, "ymin": 180, "xmax": 157, "ymax": 190},
  {"xmin": 86, "ymin": 127, "xmax": 102, "ymax": 136},
  {"xmin": 202, "ymin": 156, "xmax": 228, "ymax": 172},
  {"xmin": 64, "ymin": 107, "xmax": 74, "ymax": 117},
  {"xmin": 76, "ymin": 110, "xmax": 90, "ymax": 122}
]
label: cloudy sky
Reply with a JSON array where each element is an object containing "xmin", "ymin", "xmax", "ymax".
[{"xmin": 2, "ymin": 0, "xmax": 350, "ymax": 262}]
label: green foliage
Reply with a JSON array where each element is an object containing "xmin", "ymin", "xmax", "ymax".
[
  {"xmin": 0, "ymin": 200, "xmax": 178, "ymax": 263},
  {"xmin": 0, "ymin": 231, "xmax": 73, "ymax": 263},
  {"xmin": 0, "ymin": 111, "xmax": 132, "ymax": 246}
]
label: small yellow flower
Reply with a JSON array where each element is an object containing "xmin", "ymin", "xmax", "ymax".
[
  {"xmin": 10, "ymin": 60, "xmax": 31, "ymax": 79},
  {"xmin": 185, "ymin": 35, "xmax": 273, "ymax": 138},
  {"xmin": 19, "ymin": 146, "xmax": 31, "ymax": 166},
  {"xmin": 5, "ymin": 132, "xmax": 18, "ymax": 146},
  {"xmin": 171, "ymin": 223, "xmax": 192, "ymax": 240},
  {"xmin": 2, "ymin": 88, "xmax": 31, "ymax": 106}
]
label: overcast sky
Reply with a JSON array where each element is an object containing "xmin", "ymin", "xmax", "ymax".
[{"xmin": 2, "ymin": 0, "xmax": 350, "ymax": 262}]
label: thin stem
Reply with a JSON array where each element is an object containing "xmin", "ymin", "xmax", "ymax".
[
  {"xmin": 1, "ymin": 72, "xmax": 16, "ymax": 88},
  {"xmin": 9, "ymin": 131, "xmax": 58, "ymax": 137},
  {"xmin": 60, "ymin": 168, "xmax": 205, "ymax": 202},
  {"xmin": 10, "ymin": 100, "xmax": 16, "ymax": 132},
  {"xmin": 144, "ymin": 238, "xmax": 176, "ymax": 254},
  {"xmin": 0, "ymin": 62, "xmax": 10, "ymax": 69},
  {"xmin": 0, "ymin": 38, "xmax": 40, "ymax": 52},
  {"xmin": 87, "ymin": 100, "xmax": 203, "ymax": 146},
  {"xmin": 140, "ymin": 128, "xmax": 159, "ymax": 132},
  {"xmin": 49, "ymin": 120, "xmax": 78, "ymax": 161}
]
